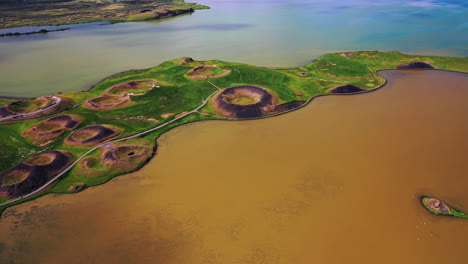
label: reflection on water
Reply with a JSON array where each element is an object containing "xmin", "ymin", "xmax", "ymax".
[
  {"xmin": 0, "ymin": 0, "xmax": 467, "ymax": 96},
  {"xmin": 0, "ymin": 70, "xmax": 467, "ymax": 263}
]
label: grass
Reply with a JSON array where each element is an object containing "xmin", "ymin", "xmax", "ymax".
[
  {"xmin": 0, "ymin": 51, "xmax": 467, "ymax": 214},
  {"xmin": 0, "ymin": 0, "xmax": 210, "ymax": 29}
]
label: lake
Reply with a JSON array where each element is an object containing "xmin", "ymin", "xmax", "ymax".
[
  {"xmin": 0, "ymin": 70, "xmax": 467, "ymax": 263},
  {"xmin": 0, "ymin": 0, "xmax": 467, "ymax": 97}
]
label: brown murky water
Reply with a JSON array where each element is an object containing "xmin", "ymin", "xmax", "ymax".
[{"xmin": 1, "ymin": 70, "xmax": 467, "ymax": 263}]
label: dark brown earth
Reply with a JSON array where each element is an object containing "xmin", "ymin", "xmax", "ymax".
[
  {"xmin": 65, "ymin": 125, "xmax": 120, "ymax": 147},
  {"xmin": 330, "ymin": 84, "xmax": 365, "ymax": 94},
  {"xmin": 273, "ymin": 101, "xmax": 306, "ymax": 113},
  {"xmin": 0, "ymin": 151, "xmax": 73, "ymax": 198},
  {"xmin": 397, "ymin": 62, "xmax": 434, "ymax": 69},
  {"xmin": 213, "ymin": 85, "xmax": 277, "ymax": 118}
]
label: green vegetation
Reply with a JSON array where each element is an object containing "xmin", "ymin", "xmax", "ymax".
[
  {"xmin": 422, "ymin": 197, "xmax": 468, "ymax": 219},
  {"xmin": 0, "ymin": 51, "xmax": 467, "ymax": 214},
  {"xmin": 0, "ymin": 0, "xmax": 210, "ymax": 29}
]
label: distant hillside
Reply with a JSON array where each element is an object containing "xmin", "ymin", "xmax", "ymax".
[{"xmin": 0, "ymin": 0, "xmax": 209, "ymax": 28}]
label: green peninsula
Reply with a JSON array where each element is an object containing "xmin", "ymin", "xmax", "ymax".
[{"xmin": 0, "ymin": 51, "xmax": 467, "ymax": 213}]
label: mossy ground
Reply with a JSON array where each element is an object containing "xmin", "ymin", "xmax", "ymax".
[{"xmin": 0, "ymin": 51, "xmax": 467, "ymax": 213}]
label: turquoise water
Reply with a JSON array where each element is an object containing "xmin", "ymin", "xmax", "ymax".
[{"xmin": 0, "ymin": 0, "xmax": 466, "ymax": 97}]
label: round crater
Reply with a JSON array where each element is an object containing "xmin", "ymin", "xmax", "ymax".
[
  {"xmin": 186, "ymin": 65, "xmax": 231, "ymax": 80},
  {"xmin": 424, "ymin": 198, "xmax": 451, "ymax": 214},
  {"xmin": 90, "ymin": 95, "xmax": 125, "ymax": 106},
  {"xmin": 222, "ymin": 88, "xmax": 263, "ymax": 105},
  {"xmin": 81, "ymin": 157, "xmax": 97, "ymax": 169},
  {"xmin": 24, "ymin": 152, "xmax": 57, "ymax": 166},
  {"xmin": 22, "ymin": 115, "xmax": 82, "ymax": 146},
  {"xmin": 106, "ymin": 79, "xmax": 157, "ymax": 95},
  {"xmin": 6, "ymin": 96, "xmax": 56, "ymax": 114},
  {"xmin": 2, "ymin": 170, "xmax": 31, "ymax": 186},
  {"xmin": 0, "ymin": 150, "xmax": 73, "ymax": 198},
  {"xmin": 44, "ymin": 115, "xmax": 81, "ymax": 129},
  {"xmin": 71, "ymin": 129, "xmax": 100, "ymax": 141},
  {"xmin": 214, "ymin": 85, "xmax": 277, "ymax": 118},
  {"xmin": 84, "ymin": 94, "xmax": 130, "ymax": 110},
  {"xmin": 115, "ymin": 146, "xmax": 147, "ymax": 161},
  {"xmin": 66, "ymin": 125, "xmax": 120, "ymax": 146}
]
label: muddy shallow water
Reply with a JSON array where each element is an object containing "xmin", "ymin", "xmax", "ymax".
[{"xmin": 0, "ymin": 70, "xmax": 467, "ymax": 263}]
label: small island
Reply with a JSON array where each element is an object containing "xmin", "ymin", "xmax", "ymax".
[
  {"xmin": 0, "ymin": 0, "xmax": 210, "ymax": 29},
  {"xmin": 0, "ymin": 51, "xmax": 467, "ymax": 213},
  {"xmin": 422, "ymin": 197, "xmax": 468, "ymax": 219}
]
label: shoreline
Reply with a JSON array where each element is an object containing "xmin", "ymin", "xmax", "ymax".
[
  {"xmin": 0, "ymin": 28, "xmax": 70, "ymax": 38},
  {"xmin": 2, "ymin": 68, "xmax": 467, "ymax": 214},
  {"xmin": 0, "ymin": 2, "xmax": 210, "ymax": 30},
  {"xmin": 1, "ymin": 51, "xmax": 467, "ymax": 213}
]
